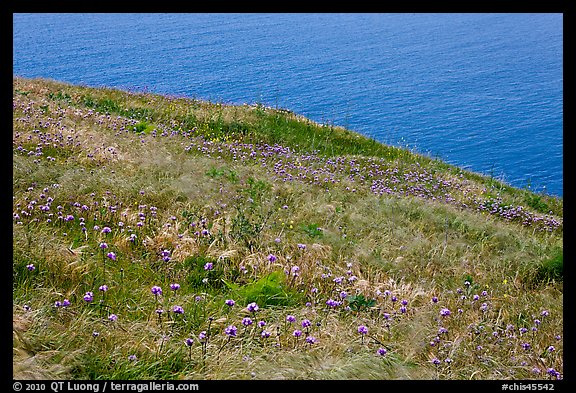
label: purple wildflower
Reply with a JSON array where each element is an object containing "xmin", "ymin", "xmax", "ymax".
[
  {"xmin": 377, "ymin": 348, "xmax": 387, "ymax": 356},
  {"xmin": 547, "ymin": 368, "xmax": 560, "ymax": 379},
  {"xmin": 305, "ymin": 336, "xmax": 316, "ymax": 344},
  {"xmin": 326, "ymin": 298, "xmax": 341, "ymax": 308},
  {"xmin": 521, "ymin": 343, "xmax": 531, "ymax": 350},
  {"xmin": 151, "ymin": 286, "xmax": 162, "ymax": 296},
  {"xmin": 160, "ymin": 249, "xmax": 171, "ymax": 262},
  {"xmin": 225, "ymin": 299, "xmax": 235, "ymax": 307},
  {"xmin": 172, "ymin": 305, "xmax": 184, "ymax": 314},
  {"xmin": 225, "ymin": 325, "xmax": 237, "ymax": 337},
  {"xmin": 170, "ymin": 283, "xmax": 180, "ymax": 291},
  {"xmin": 519, "ymin": 327, "xmax": 528, "ymax": 334}
]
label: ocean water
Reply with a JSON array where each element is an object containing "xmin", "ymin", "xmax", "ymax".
[{"xmin": 12, "ymin": 13, "xmax": 563, "ymax": 196}]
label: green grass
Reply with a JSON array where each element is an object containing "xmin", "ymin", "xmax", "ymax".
[
  {"xmin": 13, "ymin": 76, "xmax": 563, "ymax": 381},
  {"xmin": 223, "ymin": 270, "xmax": 304, "ymax": 307}
]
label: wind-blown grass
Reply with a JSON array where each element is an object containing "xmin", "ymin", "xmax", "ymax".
[{"xmin": 13, "ymin": 76, "xmax": 563, "ymax": 380}]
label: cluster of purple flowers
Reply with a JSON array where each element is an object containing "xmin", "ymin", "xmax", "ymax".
[
  {"xmin": 326, "ymin": 298, "xmax": 342, "ymax": 308},
  {"xmin": 54, "ymin": 299, "xmax": 71, "ymax": 308},
  {"xmin": 160, "ymin": 249, "xmax": 171, "ymax": 262}
]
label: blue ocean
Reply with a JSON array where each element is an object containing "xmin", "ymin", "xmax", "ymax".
[{"xmin": 12, "ymin": 13, "xmax": 563, "ymax": 196}]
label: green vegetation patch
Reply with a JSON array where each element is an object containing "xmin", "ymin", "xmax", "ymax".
[
  {"xmin": 301, "ymin": 223, "xmax": 324, "ymax": 239},
  {"xmin": 183, "ymin": 255, "xmax": 231, "ymax": 291},
  {"xmin": 133, "ymin": 121, "xmax": 154, "ymax": 134},
  {"xmin": 80, "ymin": 94, "xmax": 152, "ymax": 121},
  {"xmin": 224, "ymin": 270, "xmax": 304, "ymax": 307},
  {"xmin": 523, "ymin": 248, "xmax": 563, "ymax": 289}
]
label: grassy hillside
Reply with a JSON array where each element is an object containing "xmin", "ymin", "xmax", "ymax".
[{"xmin": 12, "ymin": 76, "xmax": 563, "ymax": 380}]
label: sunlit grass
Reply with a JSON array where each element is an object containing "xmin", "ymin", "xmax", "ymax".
[{"xmin": 13, "ymin": 76, "xmax": 563, "ymax": 380}]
